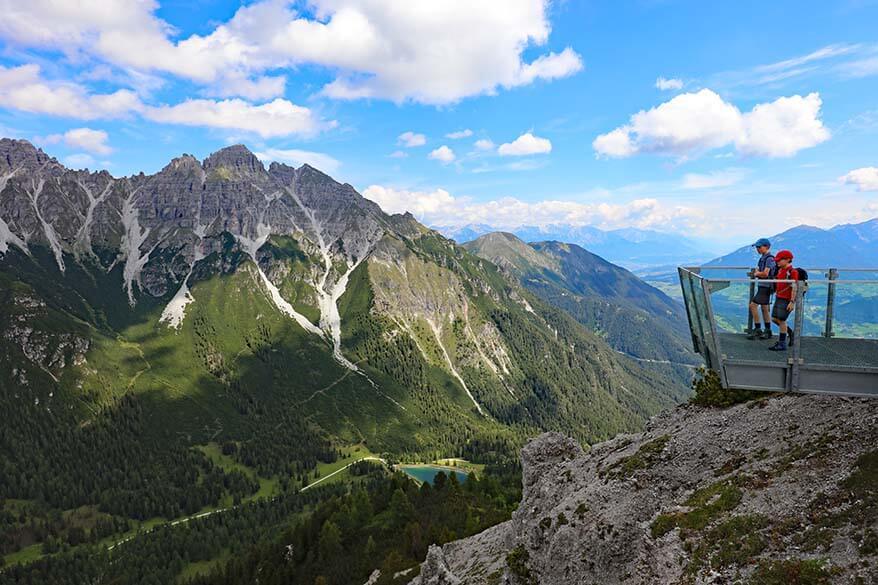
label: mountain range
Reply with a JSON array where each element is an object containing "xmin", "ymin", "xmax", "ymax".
[
  {"xmin": 707, "ymin": 220, "xmax": 878, "ymax": 271},
  {"xmin": 441, "ymin": 223, "xmax": 714, "ymax": 270},
  {"xmin": 0, "ymin": 139, "xmax": 689, "ymax": 540},
  {"xmin": 462, "ymin": 233, "xmax": 697, "ymax": 375}
]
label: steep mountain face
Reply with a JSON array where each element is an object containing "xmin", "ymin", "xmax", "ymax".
[
  {"xmin": 413, "ymin": 395, "xmax": 878, "ymax": 585},
  {"xmin": 442, "ymin": 223, "xmax": 713, "ymax": 269},
  {"xmin": 0, "ymin": 137, "xmax": 686, "ymax": 510},
  {"xmin": 464, "ymin": 233, "xmax": 696, "ymax": 371}
]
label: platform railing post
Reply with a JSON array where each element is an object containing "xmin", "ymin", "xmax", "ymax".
[
  {"xmin": 746, "ymin": 268, "xmax": 756, "ymax": 332},
  {"xmin": 790, "ymin": 284, "xmax": 806, "ymax": 392},
  {"xmin": 824, "ymin": 268, "xmax": 838, "ymax": 338}
]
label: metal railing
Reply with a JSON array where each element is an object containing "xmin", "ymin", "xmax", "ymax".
[{"xmin": 678, "ymin": 266, "xmax": 878, "ymax": 396}]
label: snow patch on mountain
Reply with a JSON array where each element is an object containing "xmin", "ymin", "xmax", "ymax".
[
  {"xmin": 428, "ymin": 318, "xmax": 486, "ymax": 416},
  {"xmin": 26, "ymin": 177, "xmax": 65, "ymax": 272},
  {"xmin": 120, "ymin": 192, "xmax": 153, "ymax": 305},
  {"xmin": 237, "ymin": 224, "xmax": 324, "ymax": 337},
  {"xmin": 74, "ymin": 178, "xmax": 115, "ymax": 257}
]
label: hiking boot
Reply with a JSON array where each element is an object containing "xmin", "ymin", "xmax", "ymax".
[
  {"xmin": 768, "ymin": 341, "xmax": 787, "ymax": 351},
  {"xmin": 746, "ymin": 329, "xmax": 762, "ymax": 340},
  {"xmin": 759, "ymin": 329, "xmax": 773, "ymax": 340}
]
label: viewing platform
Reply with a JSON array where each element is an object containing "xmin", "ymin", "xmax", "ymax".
[{"xmin": 678, "ymin": 266, "xmax": 878, "ymax": 397}]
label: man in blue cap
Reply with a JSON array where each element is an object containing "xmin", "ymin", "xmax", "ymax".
[{"xmin": 747, "ymin": 237, "xmax": 776, "ymax": 340}]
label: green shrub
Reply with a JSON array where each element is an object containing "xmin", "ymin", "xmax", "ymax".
[
  {"xmin": 749, "ymin": 559, "xmax": 834, "ymax": 584},
  {"xmin": 690, "ymin": 368, "xmax": 763, "ymax": 408},
  {"xmin": 651, "ymin": 478, "xmax": 743, "ymax": 538},
  {"xmin": 603, "ymin": 435, "xmax": 670, "ymax": 479},
  {"xmin": 687, "ymin": 514, "xmax": 768, "ymax": 575},
  {"xmin": 506, "ymin": 545, "xmax": 535, "ymax": 585}
]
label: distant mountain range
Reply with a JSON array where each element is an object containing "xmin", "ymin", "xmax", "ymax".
[
  {"xmin": 707, "ymin": 219, "xmax": 878, "ymax": 271},
  {"xmin": 704, "ymin": 219, "xmax": 878, "ymax": 336},
  {"xmin": 441, "ymin": 223, "xmax": 716, "ymax": 270}
]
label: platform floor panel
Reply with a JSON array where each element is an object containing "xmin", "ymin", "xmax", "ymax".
[{"xmin": 718, "ymin": 333, "xmax": 878, "ymax": 369}]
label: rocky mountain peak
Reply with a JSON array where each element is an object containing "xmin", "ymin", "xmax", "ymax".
[
  {"xmin": 0, "ymin": 138, "xmax": 58, "ymax": 174},
  {"xmin": 161, "ymin": 153, "xmax": 202, "ymax": 175},
  {"xmin": 202, "ymin": 144, "xmax": 264, "ymax": 174}
]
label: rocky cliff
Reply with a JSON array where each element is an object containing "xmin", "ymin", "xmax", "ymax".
[{"xmin": 412, "ymin": 394, "xmax": 878, "ymax": 584}]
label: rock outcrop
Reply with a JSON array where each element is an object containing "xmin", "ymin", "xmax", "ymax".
[{"xmin": 412, "ymin": 395, "xmax": 878, "ymax": 584}]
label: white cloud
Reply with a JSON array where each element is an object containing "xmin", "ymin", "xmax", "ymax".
[
  {"xmin": 0, "ymin": 64, "xmax": 141, "ymax": 119},
  {"xmin": 254, "ymin": 148, "xmax": 341, "ymax": 174},
  {"xmin": 389, "ymin": 150, "xmax": 408, "ymax": 158},
  {"xmin": 474, "ymin": 139, "xmax": 495, "ymax": 151},
  {"xmin": 515, "ymin": 47, "xmax": 583, "ymax": 85},
  {"xmin": 428, "ymin": 145, "xmax": 455, "ymax": 164},
  {"xmin": 144, "ymin": 98, "xmax": 328, "ymax": 138},
  {"xmin": 207, "ymin": 74, "xmax": 287, "ymax": 101},
  {"xmin": 363, "ymin": 185, "xmax": 457, "ymax": 217},
  {"xmin": 592, "ymin": 128, "xmax": 638, "ymax": 158},
  {"xmin": 63, "ymin": 153, "xmax": 98, "ymax": 168},
  {"xmin": 0, "ymin": 0, "xmax": 583, "ymax": 105},
  {"xmin": 839, "ymin": 55, "xmax": 878, "ymax": 78},
  {"xmin": 398, "ymin": 131, "xmax": 426, "ymax": 147},
  {"xmin": 363, "ymin": 185, "xmax": 700, "ymax": 232},
  {"xmin": 0, "ymin": 64, "xmax": 328, "ymax": 138},
  {"xmin": 40, "ymin": 127, "xmax": 113, "ymax": 154},
  {"xmin": 446, "ymin": 129, "xmax": 473, "ymax": 139},
  {"xmin": 738, "ymin": 93, "xmax": 830, "ymax": 157},
  {"xmin": 655, "ymin": 77, "xmax": 683, "ymax": 91},
  {"xmin": 713, "ymin": 43, "xmax": 864, "ymax": 87},
  {"xmin": 498, "ymin": 132, "xmax": 552, "ymax": 156},
  {"xmin": 681, "ymin": 168, "xmax": 747, "ymax": 190},
  {"xmin": 839, "ymin": 167, "xmax": 878, "ymax": 192},
  {"xmin": 593, "ymin": 89, "xmax": 829, "ymax": 159}
]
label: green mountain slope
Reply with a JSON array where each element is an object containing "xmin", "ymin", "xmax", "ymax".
[{"xmin": 464, "ymin": 232, "xmax": 697, "ymax": 370}]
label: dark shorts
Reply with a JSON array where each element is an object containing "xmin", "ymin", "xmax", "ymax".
[
  {"xmin": 751, "ymin": 286, "xmax": 772, "ymax": 305},
  {"xmin": 772, "ymin": 299, "xmax": 793, "ymax": 321}
]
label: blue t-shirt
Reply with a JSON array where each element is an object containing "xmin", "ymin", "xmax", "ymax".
[{"xmin": 757, "ymin": 253, "xmax": 776, "ymax": 288}]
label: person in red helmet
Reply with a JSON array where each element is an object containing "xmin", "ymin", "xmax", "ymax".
[{"xmin": 769, "ymin": 249, "xmax": 799, "ymax": 351}]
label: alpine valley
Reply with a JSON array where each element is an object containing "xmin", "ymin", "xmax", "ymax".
[{"xmin": 0, "ymin": 139, "xmax": 689, "ymax": 582}]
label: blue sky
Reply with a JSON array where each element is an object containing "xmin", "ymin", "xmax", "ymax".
[{"xmin": 1, "ymin": 0, "xmax": 877, "ymax": 250}]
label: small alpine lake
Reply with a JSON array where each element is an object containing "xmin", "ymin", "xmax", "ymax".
[{"xmin": 398, "ymin": 464, "xmax": 471, "ymax": 485}]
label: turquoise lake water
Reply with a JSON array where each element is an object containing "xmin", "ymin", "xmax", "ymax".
[{"xmin": 399, "ymin": 465, "xmax": 470, "ymax": 485}]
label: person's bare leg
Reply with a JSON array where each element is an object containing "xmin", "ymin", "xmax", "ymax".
[
  {"xmin": 749, "ymin": 302, "xmax": 761, "ymax": 327},
  {"xmin": 773, "ymin": 317, "xmax": 787, "ymax": 335},
  {"xmin": 761, "ymin": 305, "xmax": 771, "ymax": 328}
]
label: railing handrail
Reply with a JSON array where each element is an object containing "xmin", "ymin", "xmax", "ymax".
[
  {"xmin": 689, "ymin": 266, "xmax": 878, "ymax": 272},
  {"xmin": 678, "ymin": 266, "xmax": 878, "ymax": 284},
  {"xmin": 700, "ymin": 278, "xmax": 878, "ymax": 284}
]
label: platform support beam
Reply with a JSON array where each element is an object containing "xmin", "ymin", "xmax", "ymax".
[{"xmin": 790, "ymin": 285, "xmax": 806, "ymax": 392}]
